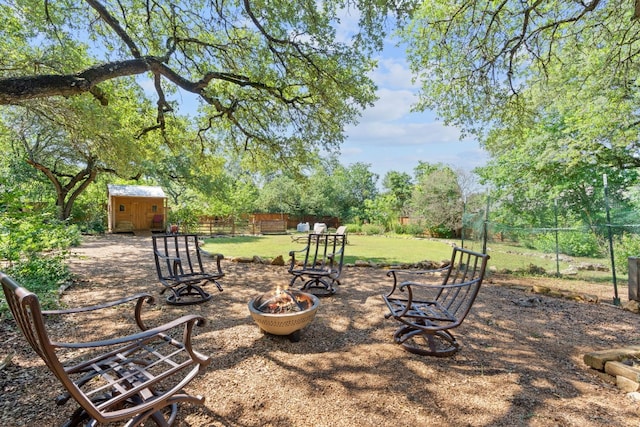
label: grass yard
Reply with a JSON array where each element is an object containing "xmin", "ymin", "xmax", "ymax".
[{"xmin": 202, "ymin": 233, "xmax": 624, "ymax": 284}]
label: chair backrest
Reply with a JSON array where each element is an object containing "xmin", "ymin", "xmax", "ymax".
[
  {"xmin": 335, "ymin": 225, "xmax": 347, "ymax": 235},
  {"xmin": 152, "ymin": 234, "xmax": 205, "ymax": 281},
  {"xmin": 0, "ymin": 273, "xmax": 94, "ymax": 414},
  {"xmin": 313, "ymin": 223, "xmax": 327, "ymax": 234},
  {"xmin": 435, "ymin": 247, "xmax": 489, "ymax": 323},
  {"xmin": 301, "ymin": 233, "xmax": 346, "ymax": 274}
]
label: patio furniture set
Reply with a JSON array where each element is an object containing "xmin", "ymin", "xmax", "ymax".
[{"xmin": 1, "ymin": 228, "xmax": 488, "ymax": 426}]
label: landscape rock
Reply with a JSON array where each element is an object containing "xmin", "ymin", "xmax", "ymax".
[
  {"xmin": 270, "ymin": 255, "xmax": 285, "ymax": 266},
  {"xmin": 232, "ymin": 256, "xmax": 254, "ymax": 263},
  {"xmin": 623, "ymin": 300, "xmax": 640, "ymax": 314}
]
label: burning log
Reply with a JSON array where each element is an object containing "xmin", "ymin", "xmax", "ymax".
[{"xmin": 254, "ymin": 288, "xmax": 312, "ymax": 314}]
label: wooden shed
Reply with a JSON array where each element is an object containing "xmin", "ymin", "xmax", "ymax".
[{"xmin": 107, "ymin": 184, "xmax": 167, "ymax": 233}]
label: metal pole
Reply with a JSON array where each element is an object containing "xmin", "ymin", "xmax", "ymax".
[
  {"xmin": 461, "ymin": 198, "xmax": 466, "ymax": 248},
  {"xmin": 554, "ymin": 198, "xmax": 560, "ymax": 277},
  {"xmin": 482, "ymin": 195, "xmax": 490, "ymax": 255},
  {"xmin": 603, "ymin": 174, "xmax": 620, "ymax": 306}
]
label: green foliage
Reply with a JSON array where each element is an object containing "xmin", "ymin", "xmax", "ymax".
[
  {"xmin": 410, "ymin": 163, "xmax": 463, "ymax": 231},
  {"xmin": 3, "ymin": 254, "xmax": 71, "ymax": 313},
  {"xmin": 382, "ymin": 171, "xmax": 412, "ymax": 215},
  {"xmin": 168, "ymin": 205, "xmax": 203, "ymax": 234},
  {"xmin": 427, "ymin": 225, "xmax": 456, "ymax": 239},
  {"xmin": 0, "ymin": 213, "xmax": 80, "ymax": 262},
  {"xmin": 402, "ymin": 2, "xmax": 640, "ymax": 242},
  {"xmin": 393, "ymin": 223, "xmax": 426, "ymax": 236},
  {"xmin": 255, "ymin": 160, "xmax": 378, "ymax": 223},
  {"xmin": 343, "ymin": 223, "xmax": 362, "ymax": 233},
  {"xmin": 361, "ymin": 223, "xmax": 385, "ymax": 235},
  {"xmin": 0, "ymin": 186, "xmax": 78, "ymax": 314},
  {"xmin": 2, "ymin": 0, "xmax": 390, "ymax": 176},
  {"xmin": 614, "ymin": 234, "xmax": 640, "ymax": 275},
  {"xmin": 524, "ymin": 231, "xmax": 603, "ymax": 258},
  {"xmin": 363, "ymin": 194, "xmax": 397, "ymax": 230}
]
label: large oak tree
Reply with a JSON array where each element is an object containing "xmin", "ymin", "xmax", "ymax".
[{"xmin": 0, "ymin": 0, "xmax": 392, "ymax": 167}]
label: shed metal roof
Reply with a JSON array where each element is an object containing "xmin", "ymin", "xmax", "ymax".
[{"xmin": 107, "ymin": 184, "xmax": 166, "ymax": 198}]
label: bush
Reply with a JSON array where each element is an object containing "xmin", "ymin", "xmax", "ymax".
[
  {"xmin": 2, "ymin": 254, "xmax": 71, "ymax": 313},
  {"xmin": 392, "ymin": 223, "xmax": 406, "ymax": 234},
  {"xmin": 361, "ymin": 223, "xmax": 385, "ymax": 235},
  {"xmin": 613, "ymin": 233, "xmax": 640, "ymax": 274},
  {"xmin": 344, "ymin": 223, "xmax": 362, "ymax": 233},
  {"xmin": 529, "ymin": 230, "xmax": 603, "ymax": 258},
  {"xmin": 168, "ymin": 206, "xmax": 203, "ymax": 233},
  {"xmin": 0, "ymin": 206, "xmax": 79, "ymax": 315},
  {"xmin": 406, "ymin": 223, "xmax": 427, "ymax": 236},
  {"xmin": 427, "ymin": 225, "xmax": 455, "ymax": 238}
]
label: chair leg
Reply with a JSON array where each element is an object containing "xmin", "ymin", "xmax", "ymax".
[
  {"xmin": 166, "ymin": 284, "xmax": 212, "ymax": 306},
  {"xmin": 126, "ymin": 394, "xmax": 205, "ymax": 427},
  {"xmin": 300, "ymin": 277, "xmax": 336, "ymax": 297},
  {"xmin": 393, "ymin": 326, "xmax": 460, "ymax": 357}
]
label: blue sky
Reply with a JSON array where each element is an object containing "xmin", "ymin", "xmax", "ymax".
[
  {"xmin": 338, "ymin": 40, "xmax": 489, "ymax": 183},
  {"xmin": 167, "ymin": 14, "xmax": 490, "ymax": 184}
]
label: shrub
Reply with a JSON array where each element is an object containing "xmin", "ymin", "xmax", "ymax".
[
  {"xmin": 168, "ymin": 205, "xmax": 203, "ymax": 233},
  {"xmin": 406, "ymin": 223, "xmax": 426, "ymax": 236},
  {"xmin": 361, "ymin": 223, "xmax": 385, "ymax": 235},
  {"xmin": 392, "ymin": 223, "xmax": 406, "ymax": 234},
  {"xmin": 614, "ymin": 233, "xmax": 640, "ymax": 274},
  {"xmin": 344, "ymin": 223, "xmax": 362, "ymax": 233},
  {"xmin": 2, "ymin": 254, "xmax": 71, "ymax": 313},
  {"xmin": 427, "ymin": 225, "xmax": 455, "ymax": 238},
  {"xmin": 529, "ymin": 230, "xmax": 603, "ymax": 258}
]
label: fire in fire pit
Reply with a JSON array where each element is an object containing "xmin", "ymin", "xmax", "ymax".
[
  {"xmin": 248, "ymin": 288, "xmax": 319, "ymax": 341},
  {"xmin": 254, "ymin": 287, "xmax": 314, "ymax": 313}
]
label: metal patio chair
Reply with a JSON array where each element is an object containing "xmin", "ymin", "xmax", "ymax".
[{"xmin": 1, "ymin": 272, "xmax": 211, "ymax": 426}]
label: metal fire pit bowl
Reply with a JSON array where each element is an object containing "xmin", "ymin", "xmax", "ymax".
[{"xmin": 248, "ymin": 290, "xmax": 320, "ymax": 342}]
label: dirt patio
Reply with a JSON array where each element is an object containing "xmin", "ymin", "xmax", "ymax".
[{"xmin": 1, "ymin": 234, "xmax": 639, "ymax": 426}]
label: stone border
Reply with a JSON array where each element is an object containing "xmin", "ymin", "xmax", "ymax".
[{"xmin": 584, "ymin": 347, "xmax": 640, "ymax": 401}]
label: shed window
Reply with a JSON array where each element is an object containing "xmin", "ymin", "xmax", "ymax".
[
  {"xmin": 152, "ymin": 205, "xmax": 158, "ymax": 212},
  {"xmin": 119, "ymin": 204, "xmax": 125, "ymax": 212}
]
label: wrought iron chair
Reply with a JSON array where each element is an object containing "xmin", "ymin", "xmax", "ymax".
[
  {"xmin": 288, "ymin": 233, "xmax": 346, "ymax": 296},
  {"xmin": 152, "ymin": 234, "xmax": 224, "ymax": 305},
  {"xmin": 382, "ymin": 247, "xmax": 489, "ymax": 357},
  {"xmin": 1, "ymin": 272, "xmax": 211, "ymax": 426}
]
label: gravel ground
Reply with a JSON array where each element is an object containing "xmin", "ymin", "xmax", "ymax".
[{"xmin": 1, "ymin": 234, "xmax": 639, "ymax": 426}]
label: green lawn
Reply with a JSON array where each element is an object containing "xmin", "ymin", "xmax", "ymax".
[
  {"xmin": 203, "ymin": 234, "xmax": 455, "ymax": 266},
  {"xmin": 202, "ymin": 233, "xmax": 623, "ymax": 283}
]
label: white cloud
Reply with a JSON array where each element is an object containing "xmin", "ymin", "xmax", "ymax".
[
  {"xmin": 370, "ymin": 57, "xmax": 417, "ymax": 90},
  {"xmin": 358, "ymin": 88, "xmax": 416, "ymax": 122},
  {"xmin": 347, "ymin": 120, "xmax": 463, "ymax": 146}
]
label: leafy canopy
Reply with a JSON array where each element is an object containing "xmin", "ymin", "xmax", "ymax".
[{"xmin": 0, "ymin": 0, "xmax": 399, "ymax": 170}]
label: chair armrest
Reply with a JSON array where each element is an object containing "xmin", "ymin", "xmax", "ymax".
[
  {"xmin": 43, "ymin": 293, "xmax": 155, "ymax": 333},
  {"xmin": 289, "ymin": 246, "xmax": 309, "ymax": 257},
  {"xmin": 51, "ymin": 314, "xmax": 206, "ymax": 349},
  {"xmin": 386, "ymin": 266, "xmax": 450, "ymax": 277},
  {"xmin": 398, "ymin": 279, "xmax": 475, "ymax": 292},
  {"xmin": 385, "ymin": 266, "xmax": 450, "ymax": 295},
  {"xmin": 42, "ymin": 293, "xmax": 154, "ymax": 316},
  {"xmin": 288, "ymin": 246, "xmax": 310, "ymax": 269},
  {"xmin": 56, "ymin": 314, "xmax": 210, "ymax": 374}
]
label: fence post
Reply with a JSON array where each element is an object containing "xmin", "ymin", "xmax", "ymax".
[
  {"xmin": 482, "ymin": 195, "xmax": 490, "ymax": 255},
  {"xmin": 554, "ymin": 199, "xmax": 560, "ymax": 277},
  {"xmin": 603, "ymin": 174, "xmax": 620, "ymax": 306},
  {"xmin": 461, "ymin": 198, "xmax": 466, "ymax": 249}
]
